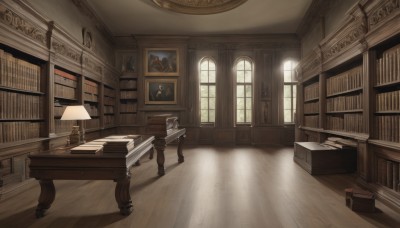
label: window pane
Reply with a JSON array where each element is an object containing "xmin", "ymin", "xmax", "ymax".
[
  {"xmin": 284, "ymin": 85, "xmax": 291, "ymax": 98},
  {"xmin": 209, "ymin": 61, "xmax": 215, "ymax": 70},
  {"xmin": 209, "ymin": 70, "xmax": 216, "ymax": 83},
  {"xmin": 293, "ymin": 99, "xmax": 296, "ymax": 109},
  {"xmin": 201, "ymin": 98, "xmax": 208, "ymax": 109},
  {"xmin": 209, "ymin": 98, "xmax": 215, "ymax": 110},
  {"xmin": 245, "ymin": 85, "xmax": 252, "ymax": 97},
  {"xmin": 237, "ymin": 98, "xmax": 245, "ymax": 109},
  {"xmin": 246, "ymin": 110, "xmax": 252, "ymax": 122},
  {"xmin": 284, "ymin": 71, "xmax": 292, "ymax": 82},
  {"xmin": 284, "ymin": 98, "xmax": 292, "ymax": 109},
  {"xmin": 200, "ymin": 61, "xmax": 208, "ymax": 70},
  {"xmin": 237, "ymin": 85, "xmax": 244, "ymax": 97},
  {"xmin": 237, "ymin": 110, "xmax": 245, "ymax": 123},
  {"xmin": 200, "ymin": 85, "xmax": 208, "ymax": 97},
  {"xmin": 284, "ymin": 110, "xmax": 292, "ymax": 123},
  {"xmin": 200, "ymin": 71, "xmax": 208, "ymax": 83},
  {"xmin": 237, "ymin": 60, "xmax": 244, "ymax": 70},
  {"xmin": 293, "ymin": 85, "xmax": 297, "ymax": 98},
  {"xmin": 245, "ymin": 71, "xmax": 252, "ymax": 83},
  {"xmin": 246, "ymin": 98, "xmax": 252, "ymax": 109},
  {"xmin": 284, "ymin": 61, "xmax": 292, "ymax": 70},
  {"xmin": 237, "ymin": 70, "xmax": 244, "ymax": 83},
  {"xmin": 209, "ymin": 110, "xmax": 215, "ymax": 122},
  {"xmin": 244, "ymin": 60, "xmax": 251, "ymax": 70},
  {"xmin": 201, "ymin": 110, "xmax": 208, "ymax": 122},
  {"xmin": 209, "ymin": 86, "xmax": 216, "ymax": 98}
]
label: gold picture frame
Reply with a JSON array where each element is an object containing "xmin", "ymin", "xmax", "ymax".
[
  {"xmin": 145, "ymin": 79, "xmax": 177, "ymax": 104},
  {"xmin": 144, "ymin": 48, "xmax": 179, "ymax": 76}
]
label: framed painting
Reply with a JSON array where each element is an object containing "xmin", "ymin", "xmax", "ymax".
[
  {"xmin": 144, "ymin": 48, "xmax": 179, "ymax": 76},
  {"xmin": 145, "ymin": 79, "xmax": 177, "ymax": 104}
]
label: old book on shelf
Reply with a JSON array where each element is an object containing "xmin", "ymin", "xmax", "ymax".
[{"xmin": 70, "ymin": 145, "xmax": 103, "ymax": 154}]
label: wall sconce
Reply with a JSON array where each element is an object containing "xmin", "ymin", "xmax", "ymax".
[{"xmin": 61, "ymin": 105, "xmax": 91, "ymax": 145}]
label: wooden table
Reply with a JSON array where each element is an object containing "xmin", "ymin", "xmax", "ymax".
[
  {"xmin": 29, "ymin": 135, "xmax": 154, "ymax": 218},
  {"xmin": 150, "ymin": 128, "xmax": 186, "ymax": 176}
]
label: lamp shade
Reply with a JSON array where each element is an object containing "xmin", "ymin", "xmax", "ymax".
[{"xmin": 61, "ymin": 105, "xmax": 91, "ymax": 120}]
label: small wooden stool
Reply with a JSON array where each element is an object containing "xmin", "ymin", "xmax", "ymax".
[{"xmin": 345, "ymin": 188, "xmax": 375, "ymax": 212}]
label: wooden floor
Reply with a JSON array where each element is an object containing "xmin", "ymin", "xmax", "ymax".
[{"xmin": 1, "ymin": 145, "xmax": 400, "ymax": 228}]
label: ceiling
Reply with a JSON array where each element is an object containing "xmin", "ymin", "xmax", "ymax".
[{"xmin": 85, "ymin": 0, "xmax": 313, "ymax": 36}]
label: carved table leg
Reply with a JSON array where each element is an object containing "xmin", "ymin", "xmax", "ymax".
[
  {"xmin": 154, "ymin": 139, "xmax": 166, "ymax": 176},
  {"xmin": 115, "ymin": 173, "xmax": 133, "ymax": 215},
  {"xmin": 177, "ymin": 134, "xmax": 186, "ymax": 163},
  {"xmin": 36, "ymin": 179, "xmax": 56, "ymax": 218}
]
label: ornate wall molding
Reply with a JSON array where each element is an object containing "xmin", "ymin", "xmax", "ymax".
[
  {"xmin": 368, "ymin": 0, "xmax": 400, "ymax": 29},
  {"xmin": 51, "ymin": 39, "xmax": 81, "ymax": 63},
  {"xmin": 83, "ymin": 56, "xmax": 103, "ymax": 76},
  {"xmin": 152, "ymin": 0, "xmax": 247, "ymax": 15},
  {"xmin": 0, "ymin": 6, "xmax": 46, "ymax": 46}
]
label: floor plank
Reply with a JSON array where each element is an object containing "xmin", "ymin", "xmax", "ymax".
[{"xmin": 0, "ymin": 145, "xmax": 399, "ymax": 228}]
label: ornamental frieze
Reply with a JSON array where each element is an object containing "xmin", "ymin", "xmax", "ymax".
[
  {"xmin": 302, "ymin": 57, "xmax": 321, "ymax": 75},
  {"xmin": 322, "ymin": 26, "xmax": 364, "ymax": 61},
  {"xmin": 83, "ymin": 57, "xmax": 102, "ymax": 76},
  {"xmin": 0, "ymin": 6, "xmax": 46, "ymax": 45},
  {"xmin": 369, "ymin": 0, "xmax": 399, "ymax": 29},
  {"xmin": 51, "ymin": 40, "xmax": 81, "ymax": 63}
]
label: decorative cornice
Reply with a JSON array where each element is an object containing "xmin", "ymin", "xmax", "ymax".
[
  {"xmin": 0, "ymin": 6, "xmax": 46, "ymax": 46},
  {"xmin": 51, "ymin": 39, "xmax": 81, "ymax": 63},
  {"xmin": 83, "ymin": 56, "xmax": 102, "ymax": 76},
  {"xmin": 152, "ymin": 0, "xmax": 247, "ymax": 15},
  {"xmin": 368, "ymin": 0, "xmax": 400, "ymax": 29},
  {"xmin": 322, "ymin": 25, "xmax": 364, "ymax": 61}
]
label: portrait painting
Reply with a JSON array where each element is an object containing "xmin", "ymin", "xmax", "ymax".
[
  {"xmin": 145, "ymin": 79, "xmax": 177, "ymax": 104},
  {"xmin": 144, "ymin": 48, "xmax": 179, "ymax": 76}
]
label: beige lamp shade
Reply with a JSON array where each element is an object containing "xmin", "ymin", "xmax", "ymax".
[{"xmin": 61, "ymin": 105, "xmax": 91, "ymax": 120}]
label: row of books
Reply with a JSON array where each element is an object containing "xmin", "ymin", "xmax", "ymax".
[
  {"xmin": 55, "ymin": 83, "xmax": 77, "ymax": 100},
  {"xmin": 120, "ymin": 102, "xmax": 137, "ymax": 113},
  {"xmin": 304, "ymin": 101, "xmax": 319, "ymax": 114},
  {"xmin": 54, "ymin": 70, "xmax": 78, "ymax": 88},
  {"xmin": 84, "ymin": 103, "xmax": 98, "ymax": 116},
  {"xmin": 326, "ymin": 93, "xmax": 363, "ymax": 112},
  {"xmin": 375, "ymin": 115, "xmax": 400, "ymax": 143},
  {"xmin": 304, "ymin": 115, "xmax": 319, "ymax": 128},
  {"xmin": 70, "ymin": 135, "xmax": 142, "ymax": 154},
  {"xmin": 376, "ymin": 90, "xmax": 400, "ymax": 112},
  {"xmin": 104, "ymin": 87, "xmax": 116, "ymax": 98},
  {"xmin": 54, "ymin": 105, "xmax": 66, "ymax": 117},
  {"xmin": 120, "ymin": 91, "xmax": 137, "ymax": 99},
  {"xmin": 119, "ymin": 113, "xmax": 137, "ymax": 125},
  {"xmin": 54, "ymin": 119, "xmax": 77, "ymax": 134},
  {"xmin": 84, "ymin": 79, "xmax": 99, "ymax": 95},
  {"xmin": 321, "ymin": 137, "xmax": 357, "ymax": 149},
  {"xmin": 377, "ymin": 157, "xmax": 400, "ymax": 192},
  {"xmin": 84, "ymin": 92, "xmax": 98, "ymax": 102},
  {"xmin": 326, "ymin": 66, "xmax": 363, "ymax": 96},
  {"xmin": 304, "ymin": 82, "xmax": 319, "ymax": 101},
  {"xmin": 120, "ymin": 80, "xmax": 137, "ymax": 90},
  {"xmin": 376, "ymin": 44, "xmax": 400, "ymax": 85},
  {"xmin": 326, "ymin": 113, "xmax": 364, "ymax": 133},
  {"xmin": 104, "ymin": 115, "xmax": 115, "ymax": 126},
  {"xmin": 86, "ymin": 118, "xmax": 100, "ymax": 130},
  {"xmin": 0, "ymin": 91, "xmax": 43, "ymax": 119},
  {"xmin": 0, "ymin": 122, "xmax": 41, "ymax": 143},
  {"xmin": 0, "ymin": 49, "xmax": 41, "ymax": 92},
  {"xmin": 104, "ymin": 105, "xmax": 114, "ymax": 114},
  {"xmin": 104, "ymin": 96, "xmax": 115, "ymax": 106}
]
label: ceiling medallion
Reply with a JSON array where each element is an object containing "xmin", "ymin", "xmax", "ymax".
[{"xmin": 152, "ymin": 0, "xmax": 248, "ymax": 15}]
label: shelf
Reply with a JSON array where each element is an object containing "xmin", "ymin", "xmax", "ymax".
[
  {"xmin": 84, "ymin": 100, "xmax": 99, "ymax": 103},
  {"xmin": 0, "ymin": 137, "xmax": 49, "ymax": 151},
  {"xmin": 326, "ymin": 109, "xmax": 363, "ymax": 114},
  {"xmin": 120, "ymin": 112, "xmax": 137, "ymax": 114},
  {"xmin": 0, "ymin": 85, "xmax": 44, "ymax": 95},
  {"xmin": 304, "ymin": 112, "xmax": 319, "ymax": 115},
  {"xmin": 304, "ymin": 97, "xmax": 319, "ymax": 103},
  {"xmin": 0, "ymin": 118, "xmax": 44, "ymax": 122},
  {"xmin": 299, "ymin": 126, "xmax": 323, "ymax": 132},
  {"xmin": 369, "ymin": 140, "xmax": 400, "ymax": 151},
  {"xmin": 120, "ymin": 88, "xmax": 137, "ymax": 91},
  {"xmin": 54, "ymin": 96, "xmax": 78, "ymax": 101},
  {"xmin": 104, "ymin": 113, "xmax": 115, "ymax": 115},
  {"xmin": 120, "ymin": 98, "xmax": 137, "ymax": 100},
  {"xmin": 323, "ymin": 130, "xmax": 368, "ymax": 140},
  {"xmin": 375, "ymin": 80, "xmax": 400, "ymax": 89},
  {"xmin": 375, "ymin": 111, "xmax": 400, "ymax": 114},
  {"xmin": 326, "ymin": 87, "xmax": 363, "ymax": 98}
]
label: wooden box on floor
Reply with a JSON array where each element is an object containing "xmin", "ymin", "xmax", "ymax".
[
  {"xmin": 345, "ymin": 188, "xmax": 375, "ymax": 213},
  {"xmin": 294, "ymin": 142, "xmax": 357, "ymax": 175}
]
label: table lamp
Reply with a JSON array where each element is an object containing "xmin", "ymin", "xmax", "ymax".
[{"xmin": 61, "ymin": 105, "xmax": 91, "ymax": 145}]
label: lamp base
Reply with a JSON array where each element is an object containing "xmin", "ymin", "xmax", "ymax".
[{"xmin": 68, "ymin": 126, "xmax": 81, "ymax": 145}]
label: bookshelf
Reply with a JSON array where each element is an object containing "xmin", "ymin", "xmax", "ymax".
[
  {"xmin": 0, "ymin": 46, "xmax": 45, "ymax": 143},
  {"xmin": 53, "ymin": 67, "xmax": 79, "ymax": 134},
  {"xmin": 325, "ymin": 65, "xmax": 364, "ymax": 134},
  {"xmin": 119, "ymin": 76, "xmax": 137, "ymax": 125},
  {"xmin": 84, "ymin": 78, "xmax": 100, "ymax": 130},
  {"xmin": 303, "ymin": 79, "xmax": 320, "ymax": 129},
  {"xmin": 104, "ymin": 85, "xmax": 116, "ymax": 127}
]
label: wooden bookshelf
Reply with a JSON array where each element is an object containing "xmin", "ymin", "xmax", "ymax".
[
  {"xmin": 104, "ymin": 85, "xmax": 116, "ymax": 127},
  {"xmin": 84, "ymin": 78, "xmax": 100, "ymax": 130},
  {"xmin": 303, "ymin": 80, "xmax": 320, "ymax": 129},
  {"xmin": 119, "ymin": 76, "xmax": 137, "ymax": 125}
]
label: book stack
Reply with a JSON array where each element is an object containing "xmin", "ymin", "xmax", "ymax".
[
  {"xmin": 321, "ymin": 137, "xmax": 357, "ymax": 149},
  {"xmin": 96, "ymin": 135, "xmax": 142, "ymax": 154},
  {"xmin": 70, "ymin": 143, "xmax": 104, "ymax": 154}
]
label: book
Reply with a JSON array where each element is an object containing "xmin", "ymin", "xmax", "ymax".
[{"xmin": 70, "ymin": 145, "xmax": 103, "ymax": 154}]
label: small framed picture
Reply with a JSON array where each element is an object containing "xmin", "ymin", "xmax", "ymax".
[
  {"xmin": 144, "ymin": 48, "xmax": 179, "ymax": 76},
  {"xmin": 145, "ymin": 79, "xmax": 177, "ymax": 104}
]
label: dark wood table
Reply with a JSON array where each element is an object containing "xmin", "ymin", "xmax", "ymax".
[
  {"xmin": 29, "ymin": 135, "xmax": 154, "ymax": 218},
  {"xmin": 149, "ymin": 128, "xmax": 186, "ymax": 176}
]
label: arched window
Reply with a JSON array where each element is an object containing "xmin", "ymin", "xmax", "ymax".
[
  {"xmin": 283, "ymin": 60, "xmax": 297, "ymax": 123},
  {"xmin": 200, "ymin": 57, "xmax": 216, "ymax": 123},
  {"xmin": 235, "ymin": 58, "xmax": 253, "ymax": 124}
]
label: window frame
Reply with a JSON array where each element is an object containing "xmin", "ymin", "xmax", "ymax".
[
  {"xmin": 199, "ymin": 57, "xmax": 217, "ymax": 125},
  {"xmin": 234, "ymin": 57, "xmax": 254, "ymax": 126},
  {"xmin": 283, "ymin": 60, "xmax": 298, "ymax": 125}
]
